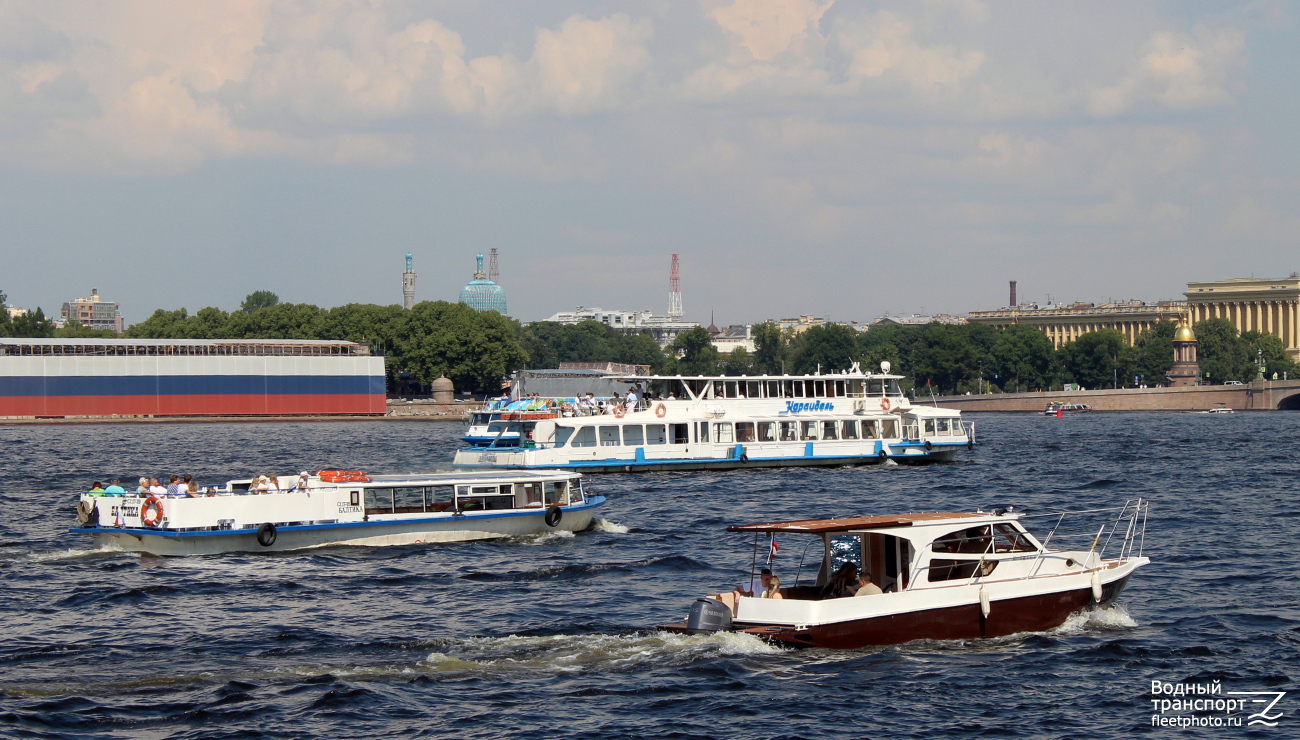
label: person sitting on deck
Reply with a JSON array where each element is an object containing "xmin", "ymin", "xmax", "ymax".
[
  {"xmin": 853, "ymin": 572, "xmax": 883, "ymax": 596},
  {"xmin": 820, "ymin": 562, "xmax": 860, "ymax": 599},
  {"xmin": 89, "ymin": 481, "xmax": 106, "ymax": 494},
  {"xmin": 166, "ymin": 475, "xmax": 183, "ymax": 496},
  {"xmin": 147, "ymin": 478, "xmax": 168, "ymax": 496},
  {"xmin": 267, "ymin": 474, "xmax": 281, "ymax": 492},
  {"xmin": 186, "ymin": 481, "xmax": 203, "ymax": 497},
  {"xmin": 296, "ymin": 471, "xmax": 311, "ymax": 490},
  {"xmin": 104, "ymin": 480, "xmax": 126, "ymax": 495},
  {"xmin": 764, "ymin": 574, "xmax": 784, "ymax": 599},
  {"xmin": 733, "ymin": 568, "xmax": 774, "ymax": 599}
]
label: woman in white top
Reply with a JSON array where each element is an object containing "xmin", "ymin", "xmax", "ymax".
[{"xmin": 255, "ymin": 476, "xmax": 271, "ymax": 493}]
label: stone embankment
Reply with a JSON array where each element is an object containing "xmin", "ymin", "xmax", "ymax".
[{"xmin": 928, "ymin": 379, "xmax": 1300, "ymax": 412}]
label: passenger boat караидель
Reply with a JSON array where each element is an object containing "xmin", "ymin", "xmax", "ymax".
[
  {"xmin": 659, "ymin": 500, "xmax": 1150, "ymax": 649},
  {"xmin": 454, "ymin": 362, "xmax": 974, "ymax": 473},
  {"xmin": 71, "ymin": 470, "xmax": 604, "ymax": 556}
]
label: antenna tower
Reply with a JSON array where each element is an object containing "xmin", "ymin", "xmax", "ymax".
[
  {"xmin": 488, "ymin": 248, "xmax": 499, "ymax": 283},
  {"xmin": 668, "ymin": 253, "xmax": 683, "ymax": 319}
]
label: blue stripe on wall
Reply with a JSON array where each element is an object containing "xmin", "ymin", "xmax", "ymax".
[{"xmin": 0, "ymin": 375, "xmax": 382, "ymax": 397}]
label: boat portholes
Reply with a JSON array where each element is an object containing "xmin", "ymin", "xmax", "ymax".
[
  {"xmin": 544, "ymin": 506, "xmax": 563, "ymax": 527},
  {"xmin": 257, "ymin": 522, "xmax": 277, "ymax": 547},
  {"xmin": 1065, "ymin": 558, "xmax": 1075, "ymax": 567}
]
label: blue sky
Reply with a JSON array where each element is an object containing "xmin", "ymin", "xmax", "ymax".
[{"xmin": 2, "ymin": 0, "xmax": 1297, "ymax": 326}]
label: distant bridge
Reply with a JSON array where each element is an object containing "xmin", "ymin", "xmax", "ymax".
[{"xmin": 926, "ymin": 379, "xmax": 1300, "ymax": 412}]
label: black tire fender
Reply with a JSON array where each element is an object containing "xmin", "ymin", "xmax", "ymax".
[
  {"xmin": 924, "ymin": 440, "xmax": 933, "ymax": 451},
  {"xmin": 740, "ymin": 453, "xmax": 749, "ymax": 463},
  {"xmin": 257, "ymin": 522, "xmax": 277, "ymax": 547},
  {"xmin": 544, "ymin": 506, "xmax": 563, "ymax": 528},
  {"xmin": 878, "ymin": 449, "xmax": 888, "ymax": 461},
  {"xmin": 967, "ymin": 439, "xmax": 974, "ymax": 451}
]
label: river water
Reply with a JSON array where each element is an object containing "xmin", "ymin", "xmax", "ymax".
[{"xmin": 1, "ymin": 413, "xmax": 1296, "ymax": 738}]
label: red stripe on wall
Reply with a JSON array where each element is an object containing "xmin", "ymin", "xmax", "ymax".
[{"xmin": 0, "ymin": 394, "xmax": 386, "ymax": 417}]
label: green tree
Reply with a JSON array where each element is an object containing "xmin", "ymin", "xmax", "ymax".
[
  {"xmin": 612, "ymin": 332, "xmax": 670, "ymax": 372},
  {"xmin": 396, "ymin": 301, "xmax": 527, "ymax": 393},
  {"xmin": 671, "ymin": 326, "xmax": 720, "ymax": 376},
  {"xmin": 751, "ymin": 322, "xmax": 786, "ymax": 374},
  {"xmin": 0, "ymin": 289, "xmax": 9, "ymax": 337},
  {"xmin": 55, "ymin": 323, "xmax": 120, "ymax": 338},
  {"xmin": 240, "ymin": 290, "xmax": 280, "ymax": 313},
  {"xmin": 909, "ymin": 323, "xmax": 982, "ymax": 394},
  {"xmin": 126, "ymin": 308, "xmax": 191, "ymax": 338},
  {"xmin": 1131, "ymin": 322, "xmax": 1176, "ymax": 386},
  {"xmin": 1240, "ymin": 330, "xmax": 1297, "ymax": 380},
  {"xmin": 1193, "ymin": 319, "xmax": 1246, "ymax": 384},
  {"xmin": 990, "ymin": 324, "xmax": 1056, "ymax": 392},
  {"xmin": 7, "ymin": 307, "xmax": 58, "ymax": 338},
  {"xmin": 1060, "ymin": 329, "xmax": 1131, "ymax": 389},
  {"xmin": 791, "ymin": 324, "xmax": 861, "ymax": 374},
  {"xmin": 721, "ymin": 347, "xmax": 753, "ymax": 376}
]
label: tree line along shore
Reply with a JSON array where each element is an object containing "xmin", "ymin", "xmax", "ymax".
[{"xmin": 3, "ymin": 290, "xmax": 1293, "ymax": 396}]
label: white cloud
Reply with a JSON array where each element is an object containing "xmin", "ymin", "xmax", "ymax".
[{"xmin": 1087, "ymin": 27, "xmax": 1245, "ymax": 117}]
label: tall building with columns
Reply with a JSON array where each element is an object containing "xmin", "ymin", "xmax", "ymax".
[
  {"xmin": 1185, "ymin": 276, "xmax": 1300, "ymax": 359},
  {"xmin": 966, "ymin": 300, "xmax": 1187, "ymax": 348}
]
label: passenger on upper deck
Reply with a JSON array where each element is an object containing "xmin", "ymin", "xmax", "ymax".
[
  {"xmin": 166, "ymin": 475, "xmax": 182, "ymax": 496},
  {"xmin": 104, "ymin": 480, "xmax": 126, "ymax": 495},
  {"xmin": 296, "ymin": 471, "xmax": 311, "ymax": 490},
  {"xmin": 186, "ymin": 481, "xmax": 202, "ymax": 497},
  {"xmin": 89, "ymin": 481, "xmax": 105, "ymax": 494},
  {"xmin": 147, "ymin": 478, "xmax": 167, "ymax": 496}
]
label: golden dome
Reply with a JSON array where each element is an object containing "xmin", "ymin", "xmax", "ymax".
[{"xmin": 1174, "ymin": 323, "xmax": 1196, "ymax": 342}]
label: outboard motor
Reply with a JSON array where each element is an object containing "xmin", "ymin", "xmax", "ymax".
[{"xmin": 685, "ymin": 597, "xmax": 733, "ymax": 633}]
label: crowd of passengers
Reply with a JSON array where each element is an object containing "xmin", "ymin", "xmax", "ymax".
[
  {"xmin": 85, "ymin": 471, "xmax": 314, "ymax": 497},
  {"xmin": 508, "ymin": 384, "xmax": 681, "ymax": 417}
]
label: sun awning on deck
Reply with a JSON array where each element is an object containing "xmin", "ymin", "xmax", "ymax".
[{"xmin": 725, "ymin": 512, "xmax": 986, "ymax": 534}]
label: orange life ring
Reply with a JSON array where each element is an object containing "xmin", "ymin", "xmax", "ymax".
[
  {"xmin": 655, "ymin": 403, "xmax": 667, "ymax": 418},
  {"xmin": 880, "ymin": 398, "xmax": 892, "ymax": 412},
  {"xmin": 141, "ymin": 496, "xmax": 164, "ymax": 527},
  {"xmin": 614, "ymin": 405, "xmax": 626, "ymax": 418}
]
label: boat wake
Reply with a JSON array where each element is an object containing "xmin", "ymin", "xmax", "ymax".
[
  {"xmin": 420, "ymin": 630, "xmax": 785, "ymax": 675},
  {"xmin": 4, "ymin": 545, "xmax": 136, "ymax": 564},
  {"xmin": 1052, "ymin": 604, "xmax": 1139, "ymax": 634},
  {"xmin": 592, "ymin": 518, "xmax": 630, "ymax": 533}
]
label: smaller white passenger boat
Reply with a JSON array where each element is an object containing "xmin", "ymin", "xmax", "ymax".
[
  {"xmin": 1207, "ymin": 404, "xmax": 1233, "ymax": 414},
  {"xmin": 659, "ymin": 500, "xmax": 1149, "ymax": 648},
  {"xmin": 1044, "ymin": 403, "xmax": 1091, "ymax": 416},
  {"xmin": 71, "ymin": 470, "xmax": 604, "ymax": 556}
]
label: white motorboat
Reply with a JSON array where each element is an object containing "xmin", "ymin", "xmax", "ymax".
[
  {"xmin": 659, "ymin": 500, "xmax": 1149, "ymax": 648},
  {"xmin": 71, "ymin": 470, "xmax": 604, "ymax": 556},
  {"xmin": 454, "ymin": 363, "xmax": 974, "ymax": 473}
]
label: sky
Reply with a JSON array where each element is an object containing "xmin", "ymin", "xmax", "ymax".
[{"xmin": 1, "ymin": 0, "xmax": 1298, "ymax": 327}]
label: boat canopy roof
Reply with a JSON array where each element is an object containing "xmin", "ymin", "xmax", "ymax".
[{"xmin": 726, "ymin": 511, "xmax": 987, "ymax": 534}]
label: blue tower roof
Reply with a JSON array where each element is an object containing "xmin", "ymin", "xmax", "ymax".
[{"xmin": 459, "ymin": 253, "xmax": 507, "ymax": 314}]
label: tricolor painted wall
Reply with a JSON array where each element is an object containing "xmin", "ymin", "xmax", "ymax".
[{"xmin": 0, "ymin": 356, "xmax": 387, "ymax": 417}]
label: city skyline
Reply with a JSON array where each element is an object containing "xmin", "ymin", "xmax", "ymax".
[{"xmin": 2, "ymin": 1, "xmax": 1297, "ymax": 325}]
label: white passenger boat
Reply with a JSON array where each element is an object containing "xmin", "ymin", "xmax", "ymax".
[
  {"xmin": 453, "ymin": 363, "xmax": 974, "ymax": 473},
  {"xmin": 659, "ymin": 500, "xmax": 1149, "ymax": 648},
  {"xmin": 70, "ymin": 470, "xmax": 604, "ymax": 556}
]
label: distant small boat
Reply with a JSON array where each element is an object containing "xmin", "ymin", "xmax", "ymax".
[
  {"xmin": 1045, "ymin": 403, "xmax": 1091, "ymax": 416},
  {"xmin": 1207, "ymin": 404, "xmax": 1233, "ymax": 414}
]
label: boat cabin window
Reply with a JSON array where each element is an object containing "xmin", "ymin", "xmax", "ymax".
[
  {"xmin": 623, "ymin": 425, "xmax": 644, "ymax": 445},
  {"xmin": 713, "ymin": 422, "xmax": 734, "ymax": 444},
  {"xmin": 868, "ymin": 380, "xmax": 884, "ymax": 396},
  {"xmin": 544, "ymin": 480, "xmax": 570, "ymax": 505},
  {"xmin": 928, "ymin": 559, "xmax": 997, "ymax": 582},
  {"xmin": 518, "ymin": 482, "xmax": 544, "ymax": 507},
  {"xmin": 430, "ymin": 485, "xmax": 454, "ymax": 511},
  {"xmin": 757, "ymin": 421, "xmax": 776, "ymax": 442},
  {"xmin": 458, "ymin": 484, "xmax": 514, "ymax": 511},
  {"xmin": 646, "ymin": 424, "xmax": 667, "ymax": 445},
  {"xmin": 924, "ymin": 419, "xmax": 936, "ymax": 435},
  {"xmin": 841, "ymin": 420, "xmax": 859, "ymax": 439},
  {"xmin": 848, "ymin": 380, "xmax": 864, "ymax": 397},
  {"xmin": 570, "ymin": 427, "xmax": 597, "ymax": 448},
  {"xmin": 727, "ymin": 381, "xmax": 740, "ymax": 398},
  {"xmin": 787, "ymin": 380, "xmax": 800, "ymax": 397},
  {"xmin": 747, "ymin": 381, "xmax": 762, "ymax": 398},
  {"xmin": 555, "ymin": 426, "xmax": 575, "ymax": 447},
  {"xmin": 814, "ymin": 380, "xmax": 826, "ymax": 397},
  {"xmin": 712, "ymin": 380, "xmax": 724, "ymax": 398},
  {"xmin": 364, "ymin": 488, "xmax": 395, "ymax": 515},
  {"xmin": 932, "ymin": 525, "xmax": 993, "ymax": 555},
  {"xmin": 885, "ymin": 379, "xmax": 902, "ymax": 395},
  {"xmin": 695, "ymin": 422, "xmax": 709, "ymax": 443},
  {"xmin": 880, "ymin": 419, "xmax": 898, "ymax": 438},
  {"xmin": 821, "ymin": 421, "xmax": 838, "ymax": 440},
  {"xmin": 834, "ymin": 380, "xmax": 846, "ymax": 397},
  {"xmin": 993, "ymin": 523, "xmax": 1037, "ymax": 552},
  {"xmin": 568, "ymin": 478, "xmax": 584, "ymax": 503},
  {"xmin": 862, "ymin": 420, "xmax": 880, "ymax": 439},
  {"xmin": 672, "ymin": 423, "xmax": 690, "ymax": 444},
  {"xmin": 736, "ymin": 422, "xmax": 755, "ymax": 442},
  {"xmin": 766, "ymin": 381, "xmax": 782, "ymax": 398},
  {"xmin": 685, "ymin": 379, "xmax": 709, "ymax": 399},
  {"xmin": 779, "ymin": 421, "xmax": 797, "ymax": 441},
  {"xmin": 599, "ymin": 426, "xmax": 619, "ymax": 446},
  {"xmin": 394, "ymin": 487, "xmax": 425, "ymax": 513},
  {"xmin": 937, "ymin": 418, "xmax": 951, "ymax": 435},
  {"xmin": 798, "ymin": 420, "xmax": 817, "ymax": 440}
]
